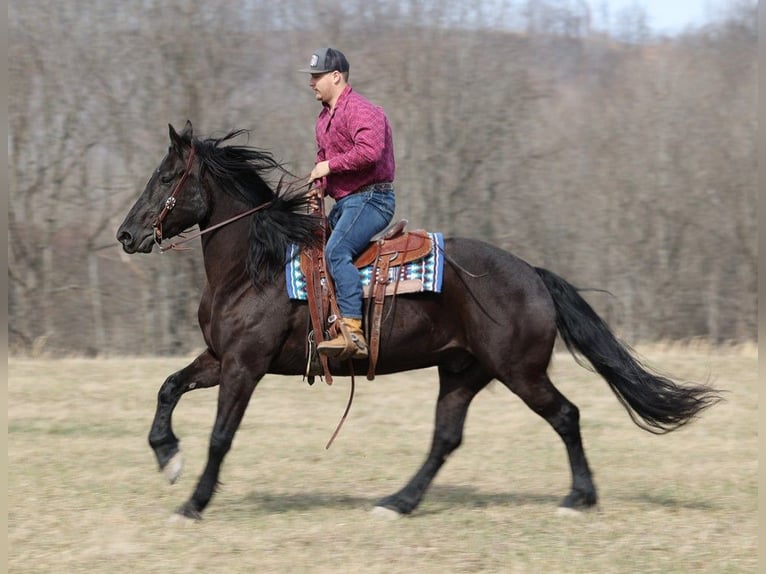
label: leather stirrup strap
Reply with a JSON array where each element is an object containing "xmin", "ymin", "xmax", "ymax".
[
  {"xmin": 304, "ymin": 245, "xmax": 333, "ymax": 385},
  {"xmin": 304, "ymin": 185, "xmax": 335, "ymax": 385},
  {"xmin": 367, "ymin": 254, "xmax": 391, "ymax": 380},
  {"xmin": 366, "ymin": 232, "xmax": 415, "ymax": 380},
  {"xmin": 364, "ymin": 244, "xmax": 382, "ymax": 380},
  {"xmin": 364, "ymin": 245, "xmax": 382, "ymax": 344}
]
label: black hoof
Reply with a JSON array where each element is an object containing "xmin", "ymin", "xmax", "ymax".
[
  {"xmin": 560, "ymin": 489, "xmax": 598, "ymax": 510},
  {"xmin": 175, "ymin": 503, "xmax": 203, "ymax": 521},
  {"xmin": 375, "ymin": 494, "xmax": 415, "ymax": 515},
  {"xmin": 153, "ymin": 441, "xmax": 180, "ymax": 471}
]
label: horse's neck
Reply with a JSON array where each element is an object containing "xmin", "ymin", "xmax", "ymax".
[{"xmin": 199, "ymin": 193, "xmax": 254, "ymax": 288}]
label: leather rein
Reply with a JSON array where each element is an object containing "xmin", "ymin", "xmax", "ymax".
[{"xmin": 151, "ymin": 145, "xmax": 313, "ymax": 253}]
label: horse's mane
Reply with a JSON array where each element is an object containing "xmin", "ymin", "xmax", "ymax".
[{"xmin": 194, "ymin": 130, "xmax": 323, "ymax": 287}]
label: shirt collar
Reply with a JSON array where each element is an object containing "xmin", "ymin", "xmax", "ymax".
[{"xmin": 323, "ymin": 85, "xmax": 353, "ymax": 117}]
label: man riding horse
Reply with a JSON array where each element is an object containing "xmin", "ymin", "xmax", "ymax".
[{"xmin": 300, "ymin": 47, "xmax": 396, "ymax": 360}]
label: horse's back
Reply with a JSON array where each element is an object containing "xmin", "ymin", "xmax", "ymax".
[
  {"xmin": 443, "ymin": 236, "xmax": 554, "ymax": 308},
  {"xmin": 369, "ymin": 236, "xmax": 556, "ymax": 374}
]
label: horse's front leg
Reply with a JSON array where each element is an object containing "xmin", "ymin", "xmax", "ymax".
[
  {"xmin": 174, "ymin": 359, "xmax": 262, "ymax": 521},
  {"xmin": 148, "ymin": 349, "xmax": 220, "ymax": 484}
]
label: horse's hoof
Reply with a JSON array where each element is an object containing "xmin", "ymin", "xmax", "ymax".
[
  {"xmin": 168, "ymin": 502, "xmax": 202, "ymax": 525},
  {"xmin": 559, "ymin": 490, "xmax": 597, "ymax": 512},
  {"xmin": 162, "ymin": 452, "xmax": 184, "ymax": 484},
  {"xmin": 371, "ymin": 506, "xmax": 403, "ymax": 520}
]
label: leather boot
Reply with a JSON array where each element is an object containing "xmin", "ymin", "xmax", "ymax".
[{"xmin": 317, "ymin": 317, "xmax": 369, "ymax": 360}]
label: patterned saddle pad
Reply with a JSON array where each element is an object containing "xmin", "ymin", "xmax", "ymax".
[{"xmin": 285, "ymin": 232, "xmax": 445, "ymax": 300}]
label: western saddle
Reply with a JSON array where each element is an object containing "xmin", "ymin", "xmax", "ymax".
[{"xmin": 301, "ymin": 218, "xmax": 432, "ymax": 384}]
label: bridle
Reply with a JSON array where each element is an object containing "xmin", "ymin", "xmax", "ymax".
[
  {"xmin": 151, "ymin": 144, "xmax": 318, "ymax": 253},
  {"xmin": 152, "ymin": 145, "xmax": 197, "ymax": 248}
]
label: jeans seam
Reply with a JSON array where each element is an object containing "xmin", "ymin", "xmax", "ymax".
[{"xmin": 327, "ymin": 203, "xmax": 368, "ymax": 259}]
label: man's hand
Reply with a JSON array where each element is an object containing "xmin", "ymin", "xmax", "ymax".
[
  {"xmin": 306, "ymin": 185, "xmax": 323, "ymax": 213},
  {"xmin": 309, "ymin": 160, "xmax": 331, "ymax": 182}
]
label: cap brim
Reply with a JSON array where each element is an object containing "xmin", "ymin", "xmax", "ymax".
[{"xmin": 298, "ymin": 68, "xmax": 332, "ymax": 73}]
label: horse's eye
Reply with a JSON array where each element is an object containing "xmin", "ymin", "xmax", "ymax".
[{"xmin": 160, "ymin": 174, "xmax": 176, "ymax": 185}]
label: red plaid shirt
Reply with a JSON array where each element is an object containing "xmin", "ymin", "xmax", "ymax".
[{"xmin": 315, "ymin": 86, "xmax": 395, "ymax": 200}]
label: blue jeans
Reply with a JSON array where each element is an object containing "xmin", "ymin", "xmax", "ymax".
[{"xmin": 326, "ymin": 185, "xmax": 396, "ymax": 318}]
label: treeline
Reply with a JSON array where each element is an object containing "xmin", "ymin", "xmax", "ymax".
[{"xmin": 8, "ymin": 0, "xmax": 757, "ymax": 355}]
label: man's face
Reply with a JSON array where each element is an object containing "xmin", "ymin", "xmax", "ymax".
[{"xmin": 309, "ymin": 71, "xmax": 339, "ymax": 104}]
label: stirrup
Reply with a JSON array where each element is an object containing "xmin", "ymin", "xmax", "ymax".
[
  {"xmin": 347, "ymin": 332, "xmax": 368, "ymax": 360},
  {"xmin": 317, "ymin": 320, "xmax": 368, "ymax": 360}
]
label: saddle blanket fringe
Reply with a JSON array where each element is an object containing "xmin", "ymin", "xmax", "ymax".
[{"xmin": 285, "ymin": 232, "xmax": 445, "ymax": 301}]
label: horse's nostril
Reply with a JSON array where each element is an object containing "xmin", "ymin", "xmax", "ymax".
[{"xmin": 117, "ymin": 229, "xmax": 133, "ymax": 245}]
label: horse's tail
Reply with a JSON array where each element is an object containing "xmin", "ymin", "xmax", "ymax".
[{"xmin": 534, "ymin": 267, "xmax": 721, "ymax": 434}]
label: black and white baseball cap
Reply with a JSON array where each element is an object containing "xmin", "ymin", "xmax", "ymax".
[{"xmin": 299, "ymin": 48, "xmax": 350, "ymax": 74}]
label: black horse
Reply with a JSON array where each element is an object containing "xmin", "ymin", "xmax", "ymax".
[{"xmin": 117, "ymin": 121, "xmax": 720, "ymax": 521}]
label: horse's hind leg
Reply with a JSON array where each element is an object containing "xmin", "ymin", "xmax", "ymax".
[
  {"xmin": 375, "ymin": 361, "xmax": 492, "ymax": 516},
  {"xmin": 148, "ymin": 349, "xmax": 220, "ymax": 484},
  {"xmin": 501, "ymin": 369, "xmax": 597, "ymax": 511}
]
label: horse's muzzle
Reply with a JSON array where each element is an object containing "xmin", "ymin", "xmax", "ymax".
[{"xmin": 117, "ymin": 227, "xmax": 154, "ymax": 254}]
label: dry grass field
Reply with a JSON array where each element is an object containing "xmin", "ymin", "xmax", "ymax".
[{"xmin": 8, "ymin": 345, "xmax": 757, "ymax": 573}]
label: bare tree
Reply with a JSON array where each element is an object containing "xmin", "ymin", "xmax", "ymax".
[{"xmin": 8, "ymin": 0, "xmax": 757, "ymax": 354}]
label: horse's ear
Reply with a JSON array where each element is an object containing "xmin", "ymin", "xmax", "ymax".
[
  {"xmin": 180, "ymin": 120, "xmax": 193, "ymax": 139},
  {"xmin": 168, "ymin": 122, "xmax": 192, "ymax": 153}
]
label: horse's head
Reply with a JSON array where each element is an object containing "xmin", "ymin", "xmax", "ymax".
[
  {"xmin": 117, "ymin": 121, "xmax": 209, "ymax": 253},
  {"xmin": 117, "ymin": 122, "xmax": 326, "ymax": 286}
]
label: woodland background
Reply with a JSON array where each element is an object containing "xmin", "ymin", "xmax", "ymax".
[{"xmin": 8, "ymin": 0, "xmax": 757, "ymax": 356}]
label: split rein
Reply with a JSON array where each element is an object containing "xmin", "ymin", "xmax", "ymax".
[{"xmin": 151, "ymin": 146, "xmax": 316, "ymax": 253}]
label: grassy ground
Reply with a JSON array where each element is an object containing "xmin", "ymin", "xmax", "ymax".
[{"xmin": 8, "ymin": 346, "xmax": 757, "ymax": 573}]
